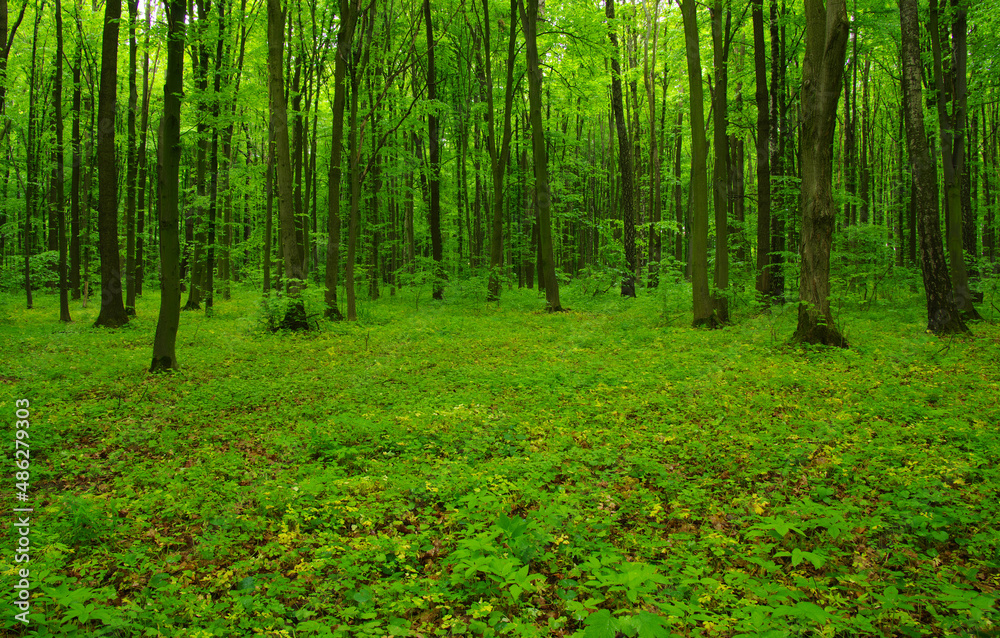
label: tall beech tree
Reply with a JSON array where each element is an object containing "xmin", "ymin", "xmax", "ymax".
[
  {"xmin": 752, "ymin": 0, "xmax": 772, "ymax": 300},
  {"xmin": 519, "ymin": 0, "xmax": 561, "ymax": 311},
  {"xmin": 899, "ymin": 0, "xmax": 967, "ymax": 334},
  {"xmin": 606, "ymin": 0, "xmax": 636, "ymax": 297},
  {"xmin": 793, "ymin": 0, "xmax": 848, "ymax": 346},
  {"xmin": 425, "ymin": 0, "xmax": 444, "ymax": 300},
  {"xmin": 151, "ymin": 0, "xmax": 185, "ymax": 371},
  {"xmin": 479, "ymin": 0, "xmax": 517, "ymax": 303},
  {"xmin": 94, "ymin": 0, "xmax": 129, "ymax": 327},
  {"xmin": 681, "ymin": 0, "xmax": 715, "ymax": 328},
  {"xmin": 710, "ymin": 0, "xmax": 730, "ymax": 322},
  {"xmin": 323, "ymin": 0, "xmax": 358, "ymax": 320},
  {"xmin": 124, "ymin": 0, "xmax": 139, "ymax": 315},
  {"xmin": 52, "ymin": 0, "xmax": 70, "ymax": 322},
  {"xmin": 929, "ymin": 0, "xmax": 981, "ymax": 320},
  {"xmin": 267, "ymin": 0, "xmax": 307, "ymax": 326}
]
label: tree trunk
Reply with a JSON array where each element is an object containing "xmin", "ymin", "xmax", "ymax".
[
  {"xmin": 519, "ymin": 0, "xmax": 561, "ymax": 311},
  {"xmin": 94, "ymin": 0, "xmax": 128, "ymax": 327},
  {"xmin": 929, "ymin": 0, "xmax": 980, "ymax": 319},
  {"xmin": 425, "ymin": 0, "xmax": 444, "ymax": 300},
  {"xmin": 793, "ymin": 0, "xmax": 848, "ymax": 346},
  {"xmin": 124, "ymin": 0, "xmax": 138, "ymax": 315},
  {"xmin": 899, "ymin": 0, "xmax": 967, "ymax": 334},
  {"xmin": 151, "ymin": 0, "xmax": 185, "ymax": 371},
  {"xmin": 753, "ymin": 0, "xmax": 771, "ymax": 299},
  {"xmin": 711, "ymin": 0, "xmax": 730, "ymax": 321},
  {"xmin": 53, "ymin": 0, "xmax": 70, "ymax": 322},
  {"xmin": 70, "ymin": 46, "xmax": 81, "ymax": 300},
  {"xmin": 267, "ymin": 0, "xmax": 306, "ymax": 327},
  {"xmin": 323, "ymin": 0, "xmax": 357, "ymax": 320},
  {"xmin": 681, "ymin": 0, "xmax": 715, "ymax": 327},
  {"xmin": 482, "ymin": 0, "xmax": 518, "ymax": 302},
  {"xmin": 205, "ymin": 0, "xmax": 225, "ymax": 315},
  {"xmin": 606, "ymin": 0, "xmax": 636, "ymax": 297}
]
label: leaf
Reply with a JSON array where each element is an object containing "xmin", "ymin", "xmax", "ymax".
[
  {"xmin": 628, "ymin": 611, "xmax": 670, "ymax": 637},
  {"xmin": 236, "ymin": 576, "xmax": 256, "ymax": 592},
  {"xmin": 352, "ymin": 586, "xmax": 373, "ymax": 604},
  {"xmin": 583, "ymin": 609, "xmax": 619, "ymax": 638}
]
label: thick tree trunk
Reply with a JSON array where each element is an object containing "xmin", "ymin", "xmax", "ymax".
[
  {"xmin": 793, "ymin": 0, "xmax": 848, "ymax": 346},
  {"xmin": 899, "ymin": 0, "xmax": 967, "ymax": 334},
  {"xmin": 681, "ymin": 0, "xmax": 715, "ymax": 327},
  {"xmin": 151, "ymin": 0, "xmax": 185, "ymax": 371},
  {"xmin": 94, "ymin": 0, "xmax": 128, "ymax": 328}
]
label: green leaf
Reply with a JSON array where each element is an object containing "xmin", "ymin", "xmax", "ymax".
[{"xmin": 583, "ymin": 609, "xmax": 619, "ymax": 638}]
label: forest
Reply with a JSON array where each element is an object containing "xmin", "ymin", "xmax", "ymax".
[{"xmin": 1, "ymin": 0, "xmax": 1000, "ymax": 634}]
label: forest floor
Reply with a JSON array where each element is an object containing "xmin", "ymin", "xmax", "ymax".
[{"xmin": 2, "ymin": 276, "xmax": 999, "ymax": 637}]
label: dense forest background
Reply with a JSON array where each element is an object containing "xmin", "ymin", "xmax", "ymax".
[{"xmin": 1, "ymin": 0, "xmax": 999, "ymax": 358}]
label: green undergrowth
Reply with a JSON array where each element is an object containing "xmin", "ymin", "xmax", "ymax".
[{"xmin": 1, "ymin": 280, "xmax": 999, "ymax": 637}]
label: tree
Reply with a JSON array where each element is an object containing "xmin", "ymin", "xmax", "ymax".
[
  {"xmin": 899, "ymin": 0, "xmax": 967, "ymax": 335},
  {"xmin": 52, "ymin": 0, "xmax": 70, "ymax": 322},
  {"xmin": 680, "ymin": 0, "xmax": 715, "ymax": 328},
  {"xmin": 519, "ymin": 0, "xmax": 561, "ymax": 311},
  {"xmin": 94, "ymin": 0, "xmax": 128, "ymax": 328},
  {"xmin": 150, "ymin": 0, "xmax": 185, "ymax": 371},
  {"xmin": 124, "ymin": 0, "xmax": 138, "ymax": 315},
  {"xmin": 267, "ymin": 0, "xmax": 307, "ymax": 327},
  {"xmin": 323, "ymin": 0, "xmax": 359, "ymax": 320},
  {"xmin": 752, "ymin": 0, "xmax": 772, "ymax": 300},
  {"xmin": 425, "ymin": 0, "xmax": 444, "ymax": 300},
  {"xmin": 929, "ymin": 0, "xmax": 981, "ymax": 321},
  {"xmin": 793, "ymin": 0, "xmax": 848, "ymax": 346},
  {"xmin": 479, "ymin": 0, "xmax": 517, "ymax": 303},
  {"xmin": 710, "ymin": 0, "xmax": 730, "ymax": 322},
  {"xmin": 606, "ymin": 0, "xmax": 636, "ymax": 297}
]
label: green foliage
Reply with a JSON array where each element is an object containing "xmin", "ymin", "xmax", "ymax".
[{"xmin": 2, "ymin": 284, "xmax": 999, "ymax": 637}]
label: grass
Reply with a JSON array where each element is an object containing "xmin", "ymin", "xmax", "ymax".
[{"xmin": 1, "ymin": 275, "xmax": 999, "ymax": 637}]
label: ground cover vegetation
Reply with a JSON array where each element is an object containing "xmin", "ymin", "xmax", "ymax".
[
  {"xmin": 3, "ymin": 0, "xmax": 1000, "ymax": 633},
  {"xmin": 1, "ymin": 278, "xmax": 999, "ymax": 636}
]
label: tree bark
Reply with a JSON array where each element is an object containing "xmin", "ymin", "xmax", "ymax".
[
  {"xmin": 899, "ymin": 0, "xmax": 967, "ymax": 334},
  {"xmin": 124, "ymin": 0, "xmax": 138, "ymax": 315},
  {"xmin": 323, "ymin": 0, "xmax": 357, "ymax": 320},
  {"xmin": 425, "ymin": 0, "xmax": 444, "ymax": 300},
  {"xmin": 53, "ymin": 0, "xmax": 70, "ymax": 322},
  {"xmin": 94, "ymin": 0, "xmax": 128, "ymax": 327},
  {"xmin": 151, "ymin": 0, "xmax": 185, "ymax": 371},
  {"xmin": 606, "ymin": 0, "xmax": 636, "ymax": 297},
  {"xmin": 681, "ymin": 0, "xmax": 715, "ymax": 327},
  {"xmin": 267, "ymin": 0, "xmax": 307, "ymax": 326},
  {"xmin": 753, "ymin": 0, "xmax": 771, "ymax": 299},
  {"xmin": 519, "ymin": 0, "xmax": 561, "ymax": 311},
  {"xmin": 710, "ymin": 0, "xmax": 730, "ymax": 321},
  {"xmin": 793, "ymin": 0, "xmax": 848, "ymax": 346}
]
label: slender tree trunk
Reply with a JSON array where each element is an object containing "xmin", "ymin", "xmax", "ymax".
[
  {"xmin": 929, "ymin": 0, "xmax": 980, "ymax": 319},
  {"xmin": 53, "ymin": 0, "xmax": 70, "ymax": 322},
  {"xmin": 681, "ymin": 0, "xmax": 715, "ymax": 327},
  {"xmin": 205, "ymin": 0, "xmax": 224, "ymax": 315},
  {"xmin": 899, "ymin": 0, "xmax": 966, "ymax": 334},
  {"xmin": 70, "ymin": 47, "xmax": 81, "ymax": 300},
  {"xmin": 793, "ymin": 0, "xmax": 848, "ymax": 346},
  {"xmin": 768, "ymin": 0, "xmax": 785, "ymax": 302},
  {"xmin": 711, "ymin": 0, "xmax": 730, "ymax": 321},
  {"xmin": 124, "ymin": 0, "xmax": 138, "ymax": 315},
  {"xmin": 94, "ymin": 0, "xmax": 128, "ymax": 327},
  {"xmin": 323, "ymin": 0, "xmax": 357, "ymax": 320},
  {"xmin": 424, "ymin": 0, "xmax": 444, "ymax": 299},
  {"xmin": 151, "ymin": 0, "xmax": 185, "ymax": 371},
  {"xmin": 482, "ymin": 0, "xmax": 518, "ymax": 302},
  {"xmin": 606, "ymin": 0, "xmax": 636, "ymax": 297},
  {"xmin": 753, "ymin": 0, "xmax": 771, "ymax": 299},
  {"xmin": 518, "ymin": 0, "xmax": 560, "ymax": 310},
  {"xmin": 263, "ymin": 124, "xmax": 274, "ymax": 294},
  {"xmin": 267, "ymin": 0, "xmax": 306, "ymax": 326}
]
